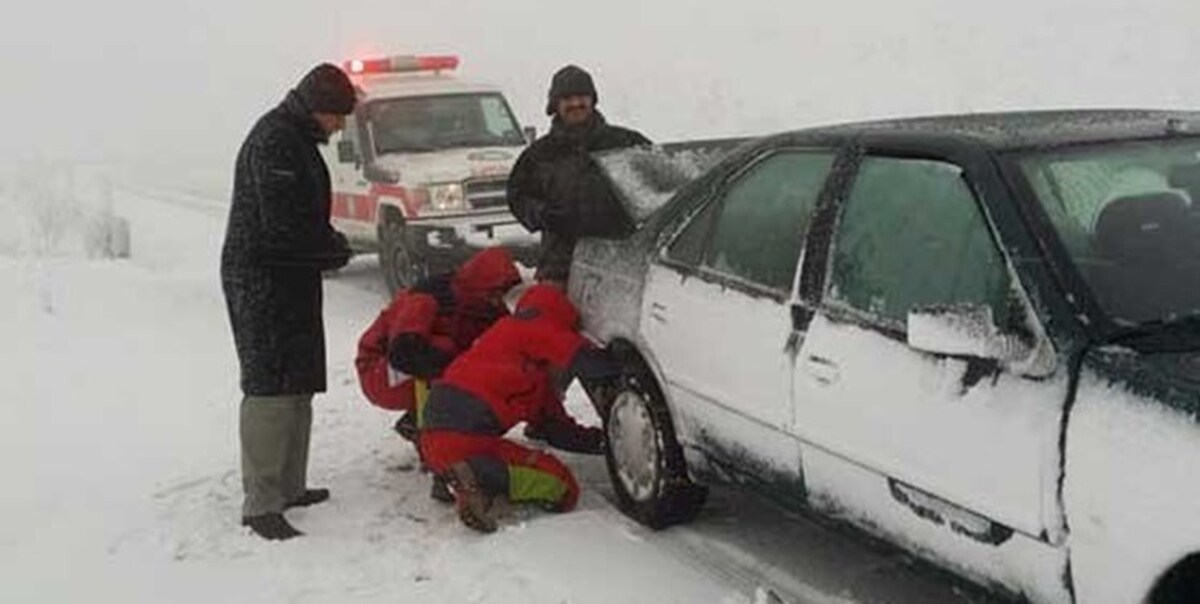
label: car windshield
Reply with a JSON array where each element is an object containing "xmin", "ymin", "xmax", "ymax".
[
  {"xmin": 1019, "ymin": 139, "xmax": 1200, "ymax": 325},
  {"xmin": 366, "ymin": 93, "xmax": 525, "ymax": 155}
]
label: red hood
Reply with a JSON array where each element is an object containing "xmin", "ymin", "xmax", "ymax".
[
  {"xmin": 515, "ymin": 284, "xmax": 579, "ymax": 330},
  {"xmin": 451, "ymin": 248, "xmax": 521, "ymax": 306}
]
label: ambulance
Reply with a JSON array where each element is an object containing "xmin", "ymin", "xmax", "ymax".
[{"xmin": 320, "ymin": 55, "xmax": 538, "ymax": 293}]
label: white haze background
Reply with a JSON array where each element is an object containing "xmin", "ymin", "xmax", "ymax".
[{"xmin": 2, "ymin": 0, "xmax": 1198, "ymax": 173}]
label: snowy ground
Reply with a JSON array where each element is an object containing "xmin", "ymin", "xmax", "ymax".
[{"xmin": 0, "ymin": 169, "xmax": 999, "ymax": 603}]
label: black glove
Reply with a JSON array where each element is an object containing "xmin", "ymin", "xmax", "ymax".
[
  {"xmin": 388, "ymin": 333, "xmax": 453, "ymax": 379},
  {"xmin": 329, "ymin": 231, "xmax": 352, "ymax": 269},
  {"xmin": 545, "ymin": 424, "xmax": 604, "ymax": 455},
  {"xmin": 568, "ymin": 347, "xmax": 623, "ymax": 382},
  {"xmin": 574, "ymin": 427, "xmax": 605, "ymax": 455}
]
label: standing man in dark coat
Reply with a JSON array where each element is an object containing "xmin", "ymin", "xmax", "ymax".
[
  {"xmin": 507, "ymin": 65, "xmax": 651, "ymax": 286},
  {"xmin": 220, "ymin": 64, "xmax": 356, "ymax": 540}
]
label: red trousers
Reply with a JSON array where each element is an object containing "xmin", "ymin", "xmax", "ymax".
[{"xmin": 421, "ymin": 430, "xmax": 580, "ymax": 511}]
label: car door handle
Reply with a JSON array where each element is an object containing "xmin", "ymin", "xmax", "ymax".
[
  {"xmin": 805, "ymin": 355, "xmax": 840, "ymax": 386},
  {"xmin": 649, "ymin": 302, "xmax": 669, "ymax": 324}
]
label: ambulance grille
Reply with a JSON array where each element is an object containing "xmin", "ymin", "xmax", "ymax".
[{"xmin": 465, "ymin": 178, "xmax": 508, "ymax": 209}]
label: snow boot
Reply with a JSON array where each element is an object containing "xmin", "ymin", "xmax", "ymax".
[
  {"xmin": 445, "ymin": 462, "xmax": 496, "ymax": 533},
  {"xmin": 430, "ymin": 474, "xmax": 454, "ymax": 504},
  {"xmin": 393, "ymin": 412, "xmax": 418, "ymax": 443},
  {"xmin": 286, "ymin": 488, "xmax": 330, "ymax": 509},
  {"xmin": 242, "ymin": 513, "xmax": 303, "ymax": 541},
  {"xmin": 522, "ymin": 422, "xmax": 547, "ymax": 443}
]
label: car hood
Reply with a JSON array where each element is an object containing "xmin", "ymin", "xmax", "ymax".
[
  {"xmin": 592, "ymin": 138, "xmax": 750, "ymax": 227},
  {"xmin": 374, "ymin": 146, "xmax": 523, "ymax": 185}
]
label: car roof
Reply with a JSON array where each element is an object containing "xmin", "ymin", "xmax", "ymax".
[
  {"xmin": 356, "ymin": 73, "xmax": 503, "ymax": 101},
  {"xmin": 777, "ymin": 109, "xmax": 1200, "ymax": 151}
]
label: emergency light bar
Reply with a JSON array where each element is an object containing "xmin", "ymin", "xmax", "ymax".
[{"xmin": 345, "ymin": 55, "xmax": 460, "ymax": 75}]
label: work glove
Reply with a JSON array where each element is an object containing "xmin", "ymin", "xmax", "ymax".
[{"xmin": 557, "ymin": 426, "xmax": 604, "ymax": 456}]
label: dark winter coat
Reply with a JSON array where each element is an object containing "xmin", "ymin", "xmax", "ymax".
[
  {"xmin": 506, "ymin": 112, "xmax": 651, "ymax": 281},
  {"xmin": 221, "ymin": 92, "xmax": 352, "ymax": 396}
]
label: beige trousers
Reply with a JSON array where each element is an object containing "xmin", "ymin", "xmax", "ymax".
[{"xmin": 239, "ymin": 394, "xmax": 313, "ymax": 517}]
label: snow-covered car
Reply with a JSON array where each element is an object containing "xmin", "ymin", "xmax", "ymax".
[
  {"xmin": 571, "ymin": 110, "xmax": 1200, "ymax": 604},
  {"xmin": 321, "ymin": 55, "xmax": 538, "ymax": 292}
]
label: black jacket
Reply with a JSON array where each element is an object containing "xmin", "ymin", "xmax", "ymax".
[
  {"xmin": 507, "ymin": 112, "xmax": 650, "ymax": 280},
  {"xmin": 220, "ymin": 92, "xmax": 352, "ymax": 396}
]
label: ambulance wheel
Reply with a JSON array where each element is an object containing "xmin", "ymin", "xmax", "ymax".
[
  {"xmin": 379, "ymin": 211, "xmax": 425, "ymax": 295},
  {"xmin": 604, "ymin": 356, "xmax": 707, "ymax": 530}
]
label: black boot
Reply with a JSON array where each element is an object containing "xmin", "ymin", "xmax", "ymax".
[
  {"xmin": 445, "ymin": 462, "xmax": 497, "ymax": 533},
  {"xmin": 393, "ymin": 412, "xmax": 418, "ymax": 442},
  {"xmin": 430, "ymin": 474, "xmax": 454, "ymax": 504},
  {"xmin": 242, "ymin": 513, "xmax": 303, "ymax": 541},
  {"xmin": 286, "ymin": 488, "xmax": 330, "ymax": 509}
]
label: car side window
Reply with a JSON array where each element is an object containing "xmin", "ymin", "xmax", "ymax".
[
  {"xmin": 829, "ymin": 157, "xmax": 1010, "ymax": 327},
  {"xmin": 695, "ymin": 151, "xmax": 835, "ymax": 291},
  {"xmin": 665, "ymin": 195, "xmax": 719, "ymax": 268}
]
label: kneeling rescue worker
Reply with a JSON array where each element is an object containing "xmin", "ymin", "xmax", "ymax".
[
  {"xmin": 355, "ymin": 247, "xmax": 521, "ymax": 500},
  {"xmin": 420, "ymin": 283, "xmax": 621, "ymax": 532}
]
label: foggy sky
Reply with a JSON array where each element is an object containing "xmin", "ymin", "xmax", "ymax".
[{"xmin": 2, "ymin": 0, "xmax": 1197, "ymax": 168}]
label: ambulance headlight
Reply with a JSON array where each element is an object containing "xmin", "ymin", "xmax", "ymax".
[{"xmin": 426, "ymin": 183, "xmax": 466, "ymax": 212}]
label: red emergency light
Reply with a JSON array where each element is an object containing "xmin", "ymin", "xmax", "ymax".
[{"xmin": 344, "ymin": 55, "xmax": 460, "ymax": 75}]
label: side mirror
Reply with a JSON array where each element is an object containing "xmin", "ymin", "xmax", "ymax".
[
  {"xmin": 337, "ymin": 139, "xmax": 358, "ymax": 164},
  {"xmin": 523, "ymin": 126, "xmax": 538, "ymax": 144},
  {"xmin": 907, "ymin": 304, "xmax": 1030, "ymax": 363}
]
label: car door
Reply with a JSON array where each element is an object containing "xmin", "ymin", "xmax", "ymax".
[
  {"xmin": 792, "ymin": 153, "xmax": 1070, "ymax": 544},
  {"xmin": 640, "ymin": 147, "xmax": 839, "ymax": 486}
]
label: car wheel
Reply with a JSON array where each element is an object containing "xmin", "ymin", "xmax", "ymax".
[
  {"xmin": 604, "ymin": 361, "xmax": 707, "ymax": 529},
  {"xmin": 378, "ymin": 211, "xmax": 425, "ymax": 295}
]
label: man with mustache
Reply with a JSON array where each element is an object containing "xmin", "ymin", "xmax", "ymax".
[{"xmin": 507, "ymin": 65, "xmax": 651, "ymax": 287}]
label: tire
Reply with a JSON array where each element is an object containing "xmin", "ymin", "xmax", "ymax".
[
  {"xmin": 378, "ymin": 210, "xmax": 425, "ymax": 295},
  {"xmin": 1150, "ymin": 555, "xmax": 1200, "ymax": 604},
  {"xmin": 603, "ymin": 357, "xmax": 707, "ymax": 529}
]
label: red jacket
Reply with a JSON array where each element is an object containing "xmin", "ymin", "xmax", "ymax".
[
  {"xmin": 355, "ymin": 248, "xmax": 520, "ymax": 411},
  {"xmin": 433, "ymin": 284, "xmax": 592, "ymax": 434}
]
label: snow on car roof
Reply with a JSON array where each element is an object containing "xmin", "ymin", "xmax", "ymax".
[
  {"xmin": 785, "ymin": 109, "xmax": 1200, "ymax": 150},
  {"xmin": 356, "ymin": 73, "xmax": 503, "ymax": 100}
]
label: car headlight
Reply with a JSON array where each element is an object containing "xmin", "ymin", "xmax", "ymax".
[{"xmin": 426, "ymin": 183, "xmax": 466, "ymax": 212}]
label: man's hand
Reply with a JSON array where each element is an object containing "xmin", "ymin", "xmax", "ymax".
[
  {"xmin": 329, "ymin": 231, "xmax": 352, "ymax": 269},
  {"xmin": 389, "ymin": 333, "xmax": 453, "ymax": 379},
  {"xmin": 577, "ymin": 426, "xmax": 605, "ymax": 455}
]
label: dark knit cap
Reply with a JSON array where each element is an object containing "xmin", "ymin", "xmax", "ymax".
[
  {"xmin": 295, "ymin": 64, "xmax": 357, "ymax": 115},
  {"xmin": 545, "ymin": 65, "xmax": 598, "ymax": 116}
]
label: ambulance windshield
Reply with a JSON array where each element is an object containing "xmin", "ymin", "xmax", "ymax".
[{"xmin": 367, "ymin": 93, "xmax": 525, "ymax": 155}]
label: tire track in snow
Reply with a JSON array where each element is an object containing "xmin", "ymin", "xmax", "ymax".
[{"xmin": 590, "ymin": 484, "xmax": 999, "ymax": 604}]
